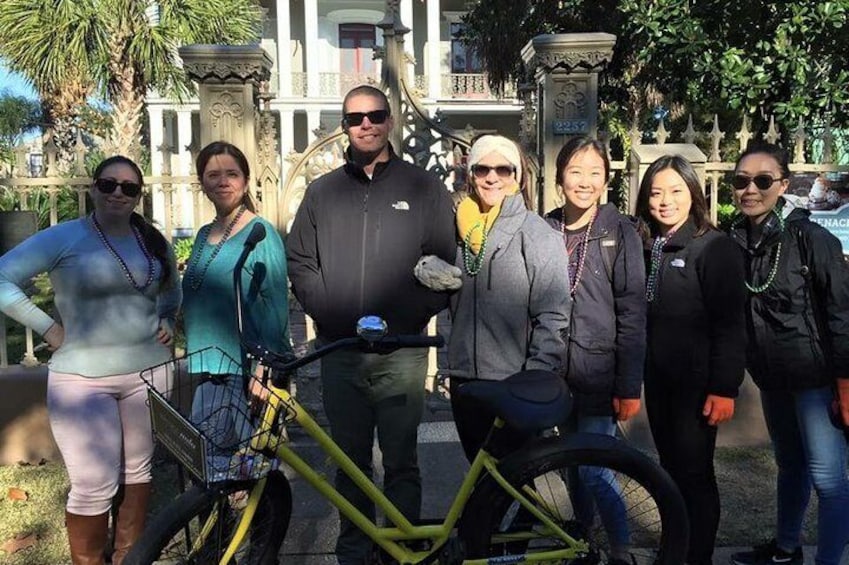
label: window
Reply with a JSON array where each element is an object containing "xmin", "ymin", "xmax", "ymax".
[
  {"xmin": 339, "ymin": 23, "xmax": 376, "ymax": 75},
  {"xmin": 450, "ymin": 23, "xmax": 482, "ymax": 74}
]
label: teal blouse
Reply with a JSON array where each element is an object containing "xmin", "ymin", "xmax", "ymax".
[{"xmin": 182, "ymin": 216, "xmax": 292, "ymax": 374}]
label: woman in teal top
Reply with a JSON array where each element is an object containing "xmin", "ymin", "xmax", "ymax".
[{"xmin": 182, "ymin": 141, "xmax": 292, "ymax": 478}]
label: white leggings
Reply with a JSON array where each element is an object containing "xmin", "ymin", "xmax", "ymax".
[{"xmin": 47, "ymin": 366, "xmax": 167, "ymax": 515}]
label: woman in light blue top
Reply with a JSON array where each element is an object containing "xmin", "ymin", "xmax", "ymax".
[
  {"xmin": 0, "ymin": 155, "xmax": 180, "ymax": 565},
  {"xmin": 182, "ymin": 141, "xmax": 292, "ymax": 478}
]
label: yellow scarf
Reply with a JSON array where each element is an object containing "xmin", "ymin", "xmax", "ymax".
[{"xmin": 455, "ymin": 185, "xmax": 519, "ymax": 255}]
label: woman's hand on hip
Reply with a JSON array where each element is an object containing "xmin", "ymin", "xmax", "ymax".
[
  {"xmin": 156, "ymin": 320, "xmax": 174, "ymax": 347},
  {"xmin": 702, "ymin": 394, "xmax": 735, "ymax": 426},
  {"xmin": 612, "ymin": 397, "xmax": 641, "ymax": 421},
  {"xmin": 43, "ymin": 323, "xmax": 64, "ymax": 351}
]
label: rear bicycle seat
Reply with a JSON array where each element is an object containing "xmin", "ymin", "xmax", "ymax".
[{"xmin": 454, "ymin": 370, "xmax": 572, "ymax": 432}]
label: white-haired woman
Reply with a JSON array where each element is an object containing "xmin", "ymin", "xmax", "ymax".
[{"xmin": 439, "ymin": 135, "xmax": 570, "ymax": 458}]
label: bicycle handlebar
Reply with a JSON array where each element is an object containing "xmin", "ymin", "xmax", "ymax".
[
  {"xmin": 230, "ymin": 224, "xmax": 444, "ymax": 388},
  {"xmin": 247, "ymin": 334, "xmax": 445, "ymax": 389}
]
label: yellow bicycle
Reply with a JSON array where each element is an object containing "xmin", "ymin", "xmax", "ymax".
[{"xmin": 125, "ymin": 224, "xmax": 688, "ymax": 565}]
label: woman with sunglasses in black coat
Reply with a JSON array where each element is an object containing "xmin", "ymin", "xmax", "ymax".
[{"xmin": 728, "ymin": 143, "xmax": 849, "ymax": 565}]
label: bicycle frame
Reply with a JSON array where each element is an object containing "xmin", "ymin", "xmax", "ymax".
[
  {"xmin": 208, "ymin": 376, "xmax": 588, "ymax": 565},
  {"xmin": 187, "ymin": 227, "xmax": 587, "ymax": 563}
]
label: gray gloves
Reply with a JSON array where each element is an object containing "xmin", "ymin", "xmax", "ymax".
[{"xmin": 414, "ymin": 255, "xmax": 463, "ymax": 291}]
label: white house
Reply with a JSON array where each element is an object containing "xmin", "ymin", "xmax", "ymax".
[{"xmin": 144, "ymin": 0, "xmax": 523, "ymax": 233}]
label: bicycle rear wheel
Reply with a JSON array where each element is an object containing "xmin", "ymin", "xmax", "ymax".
[
  {"xmin": 123, "ymin": 471, "xmax": 291, "ymax": 565},
  {"xmin": 460, "ymin": 433, "xmax": 688, "ymax": 565}
]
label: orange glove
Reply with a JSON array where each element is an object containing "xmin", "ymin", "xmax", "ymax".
[
  {"xmin": 836, "ymin": 378, "xmax": 849, "ymax": 428},
  {"xmin": 612, "ymin": 397, "xmax": 641, "ymax": 422},
  {"xmin": 702, "ymin": 395, "xmax": 735, "ymax": 426}
]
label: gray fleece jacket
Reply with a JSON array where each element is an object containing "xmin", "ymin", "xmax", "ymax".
[{"xmin": 448, "ymin": 193, "xmax": 571, "ymax": 380}]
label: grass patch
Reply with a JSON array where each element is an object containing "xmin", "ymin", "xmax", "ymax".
[
  {"xmin": 715, "ymin": 446, "xmax": 816, "ymax": 545},
  {"xmin": 0, "ymin": 453, "xmax": 186, "ymax": 564},
  {"xmin": 0, "ymin": 461, "xmax": 70, "ymax": 565}
]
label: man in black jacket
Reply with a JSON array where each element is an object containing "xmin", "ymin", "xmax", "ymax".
[{"xmin": 287, "ymin": 85, "xmax": 456, "ymax": 565}]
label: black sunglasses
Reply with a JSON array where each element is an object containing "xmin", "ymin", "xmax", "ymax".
[
  {"xmin": 94, "ymin": 178, "xmax": 142, "ymax": 198},
  {"xmin": 342, "ymin": 109, "xmax": 390, "ymax": 127},
  {"xmin": 471, "ymin": 164, "xmax": 516, "ymax": 178},
  {"xmin": 731, "ymin": 174, "xmax": 782, "ymax": 191}
]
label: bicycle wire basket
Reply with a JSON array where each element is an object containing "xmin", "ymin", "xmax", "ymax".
[{"xmin": 142, "ymin": 346, "xmax": 293, "ymax": 486}]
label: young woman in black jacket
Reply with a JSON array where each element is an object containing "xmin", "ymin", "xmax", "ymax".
[
  {"xmin": 728, "ymin": 143, "xmax": 849, "ymax": 565},
  {"xmin": 635, "ymin": 155, "xmax": 747, "ymax": 565},
  {"xmin": 545, "ymin": 136, "xmax": 646, "ymax": 565}
]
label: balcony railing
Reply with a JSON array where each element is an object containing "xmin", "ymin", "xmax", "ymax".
[
  {"xmin": 441, "ymin": 73, "xmax": 516, "ymax": 100},
  {"xmin": 283, "ymin": 72, "xmax": 515, "ymax": 101}
]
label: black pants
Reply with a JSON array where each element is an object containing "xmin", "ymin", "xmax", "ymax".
[
  {"xmin": 450, "ymin": 377, "xmax": 535, "ymax": 557},
  {"xmin": 449, "ymin": 377, "xmax": 531, "ymax": 462},
  {"xmin": 645, "ymin": 381, "xmax": 719, "ymax": 565}
]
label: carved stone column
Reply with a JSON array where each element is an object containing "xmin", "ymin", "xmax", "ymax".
[
  {"xmin": 521, "ymin": 33, "xmax": 616, "ymax": 214},
  {"xmin": 178, "ymin": 44, "xmax": 273, "ymax": 221},
  {"xmin": 377, "ymin": 0, "xmax": 410, "ymax": 151}
]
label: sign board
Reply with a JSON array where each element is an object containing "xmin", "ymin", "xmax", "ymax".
[
  {"xmin": 786, "ymin": 172, "xmax": 849, "ymax": 255},
  {"xmin": 147, "ymin": 389, "xmax": 208, "ymax": 482},
  {"xmin": 552, "ymin": 119, "xmax": 589, "ymax": 135}
]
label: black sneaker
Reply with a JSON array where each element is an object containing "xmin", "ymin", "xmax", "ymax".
[{"xmin": 731, "ymin": 539, "xmax": 803, "ymax": 565}]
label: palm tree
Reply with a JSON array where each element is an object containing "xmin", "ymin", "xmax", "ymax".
[
  {"xmin": 99, "ymin": 0, "xmax": 262, "ymax": 160},
  {"xmin": 0, "ymin": 0, "xmax": 262, "ymax": 164},
  {"xmin": 0, "ymin": 0, "xmax": 102, "ymax": 169}
]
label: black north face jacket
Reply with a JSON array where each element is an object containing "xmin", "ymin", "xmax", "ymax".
[
  {"xmin": 729, "ymin": 204, "xmax": 849, "ymax": 390},
  {"xmin": 287, "ymin": 150, "xmax": 456, "ymax": 340},
  {"xmin": 647, "ymin": 220, "xmax": 747, "ymax": 397}
]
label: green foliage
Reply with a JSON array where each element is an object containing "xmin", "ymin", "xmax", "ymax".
[
  {"xmin": 0, "ymin": 187, "xmax": 82, "ymax": 229},
  {"xmin": 172, "ymin": 237, "xmax": 195, "ymax": 271},
  {"xmin": 461, "ymin": 0, "xmax": 849, "ymax": 140},
  {"xmin": 3, "ymin": 273, "xmax": 55, "ymax": 364},
  {"xmin": 0, "ymin": 91, "xmax": 41, "ymax": 166}
]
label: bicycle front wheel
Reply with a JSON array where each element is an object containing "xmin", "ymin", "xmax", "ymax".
[
  {"xmin": 124, "ymin": 471, "xmax": 291, "ymax": 565},
  {"xmin": 460, "ymin": 433, "xmax": 688, "ymax": 565}
]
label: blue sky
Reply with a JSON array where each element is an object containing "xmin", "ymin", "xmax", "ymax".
[{"xmin": 0, "ymin": 60, "xmax": 37, "ymax": 99}]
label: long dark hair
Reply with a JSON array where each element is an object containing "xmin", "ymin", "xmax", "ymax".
[
  {"xmin": 196, "ymin": 141, "xmax": 256, "ymax": 212},
  {"xmin": 635, "ymin": 155, "xmax": 712, "ymax": 236},
  {"xmin": 735, "ymin": 141, "xmax": 791, "ymax": 178},
  {"xmin": 92, "ymin": 155, "xmax": 172, "ymax": 286}
]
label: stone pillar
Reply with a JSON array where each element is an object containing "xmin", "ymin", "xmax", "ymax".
[
  {"xmin": 400, "ymin": 0, "xmax": 414, "ymax": 64},
  {"xmin": 426, "ymin": 0, "xmax": 441, "ymax": 100},
  {"xmin": 178, "ymin": 44, "xmax": 272, "ymax": 221},
  {"xmin": 276, "ymin": 0, "xmax": 292, "ymax": 97},
  {"xmin": 521, "ymin": 33, "xmax": 616, "ymax": 215},
  {"xmin": 304, "ymin": 0, "xmax": 320, "ymax": 98},
  {"xmin": 377, "ymin": 2, "xmax": 410, "ymax": 151},
  {"xmin": 306, "ymin": 110, "xmax": 321, "ymax": 144},
  {"xmin": 176, "ymin": 108, "xmax": 194, "ymax": 230},
  {"xmin": 147, "ymin": 105, "xmax": 167, "ymax": 229}
]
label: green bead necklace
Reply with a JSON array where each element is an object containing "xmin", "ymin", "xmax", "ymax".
[
  {"xmin": 733, "ymin": 211, "xmax": 784, "ymax": 294},
  {"xmin": 462, "ymin": 221, "xmax": 488, "ymax": 276}
]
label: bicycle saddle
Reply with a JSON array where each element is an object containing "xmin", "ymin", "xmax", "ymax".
[{"xmin": 455, "ymin": 370, "xmax": 572, "ymax": 432}]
